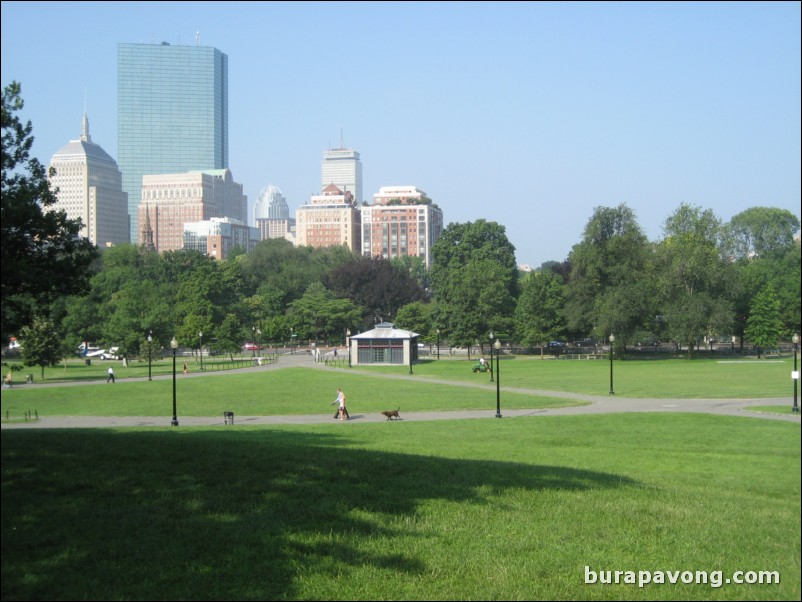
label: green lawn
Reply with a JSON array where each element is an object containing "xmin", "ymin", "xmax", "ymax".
[
  {"xmin": 2, "ymin": 354, "xmax": 799, "ymax": 599},
  {"xmin": 2, "ymin": 414, "xmax": 799, "ymax": 601}
]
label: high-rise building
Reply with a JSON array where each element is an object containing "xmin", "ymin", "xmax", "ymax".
[
  {"xmin": 254, "ymin": 185, "xmax": 295, "ymax": 242},
  {"xmin": 118, "ymin": 41, "xmax": 228, "ymax": 242},
  {"xmin": 321, "ymin": 147, "xmax": 362, "ymax": 204},
  {"xmin": 138, "ymin": 169, "xmax": 246, "ymax": 254},
  {"xmin": 361, "ymin": 186, "xmax": 443, "ymax": 268},
  {"xmin": 295, "ymin": 184, "xmax": 360, "ymax": 253},
  {"xmin": 48, "ymin": 113, "xmax": 129, "ymax": 248}
]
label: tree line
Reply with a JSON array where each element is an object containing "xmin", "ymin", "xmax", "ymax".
[{"xmin": 3, "ymin": 82, "xmax": 800, "ymax": 370}]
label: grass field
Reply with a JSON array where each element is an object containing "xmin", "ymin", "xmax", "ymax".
[
  {"xmin": 1, "ymin": 356, "xmax": 800, "ymax": 600},
  {"xmin": 1, "ymin": 414, "xmax": 799, "ymax": 601}
]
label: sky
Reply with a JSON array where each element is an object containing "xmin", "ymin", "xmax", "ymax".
[{"xmin": 2, "ymin": 1, "xmax": 800, "ymax": 267}]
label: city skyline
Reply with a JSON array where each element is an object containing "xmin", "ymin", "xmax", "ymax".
[{"xmin": 2, "ymin": 1, "xmax": 799, "ymax": 267}]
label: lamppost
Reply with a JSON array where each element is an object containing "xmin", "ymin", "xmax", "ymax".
[
  {"xmin": 608, "ymin": 334, "xmax": 615, "ymax": 395},
  {"xmin": 170, "ymin": 337, "xmax": 179, "ymax": 426},
  {"xmin": 489, "ymin": 331, "xmax": 495, "ymax": 382},
  {"xmin": 793, "ymin": 333, "xmax": 800, "ymax": 413},
  {"xmin": 346, "ymin": 329, "xmax": 352, "ymax": 368},
  {"xmin": 251, "ymin": 326, "xmax": 256, "ymax": 357},
  {"xmin": 731, "ymin": 335, "xmax": 737, "ymax": 354},
  {"xmin": 147, "ymin": 331, "xmax": 153, "ymax": 381},
  {"xmin": 198, "ymin": 331, "xmax": 203, "ymax": 371},
  {"xmin": 409, "ymin": 336, "xmax": 414, "ymax": 375},
  {"xmin": 494, "ymin": 338, "xmax": 502, "ymax": 418},
  {"xmin": 257, "ymin": 328, "xmax": 261, "ymax": 357},
  {"xmin": 436, "ymin": 328, "xmax": 440, "ymax": 360}
]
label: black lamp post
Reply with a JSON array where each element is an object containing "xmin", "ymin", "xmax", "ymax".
[
  {"xmin": 198, "ymin": 331, "xmax": 203, "ymax": 371},
  {"xmin": 436, "ymin": 328, "xmax": 440, "ymax": 360},
  {"xmin": 147, "ymin": 331, "xmax": 153, "ymax": 381},
  {"xmin": 793, "ymin": 333, "xmax": 800, "ymax": 413},
  {"xmin": 489, "ymin": 331, "xmax": 495, "ymax": 382},
  {"xmin": 409, "ymin": 337, "xmax": 414, "ymax": 375},
  {"xmin": 346, "ymin": 329, "xmax": 352, "ymax": 368},
  {"xmin": 251, "ymin": 326, "xmax": 256, "ymax": 357},
  {"xmin": 608, "ymin": 334, "xmax": 615, "ymax": 395},
  {"xmin": 257, "ymin": 328, "xmax": 261, "ymax": 356},
  {"xmin": 494, "ymin": 338, "xmax": 502, "ymax": 418},
  {"xmin": 170, "ymin": 337, "xmax": 179, "ymax": 426}
]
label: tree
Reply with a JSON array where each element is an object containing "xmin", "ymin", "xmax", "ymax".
[
  {"xmin": 1, "ymin": 82, "xmax": 97, "ymax": 340},
  {"xmin": 430, "ymin": 220, "xmax": 518, "ymax": 349},
  {"xmin": 288, "ymin": 282, "xmax": 362, "ymax": 344},
  {"xmin": 395, "ymin": 300, "xmax": 436, "ymax": 342},
  {"xmin": 655, "ymin": 203, "xmax": 736, "ymax": 357},
  {"xmin": 322, "ymin": 256, "xmax": 426, "ymax": 330},
  {"xmin": 19, "ymin": 316, "xmax": 62, "ymax": 380},
  {"xmin": 564, "ymin": 204, "xmax": 654, "ymax": 344},
  {"xmin": 724, "ymin": 207, "xmax": 800, "ymax": 261},
  {"xmin": 744, "ymin": 284, "xmax": 783, "ymax": 358},
  {"xmin": 514, "ymin": 270, "xmax": 566, "ymax": 351}
]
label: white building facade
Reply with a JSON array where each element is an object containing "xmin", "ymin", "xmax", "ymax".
[
  {"xmin": 321, "ymin": 147, "xmax": 362, "ymax": 205},
  {"xmin": 48, "ymin": 113, "xmax": 129, "ymax": 248}
]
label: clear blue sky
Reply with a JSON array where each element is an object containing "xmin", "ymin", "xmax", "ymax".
[{"xmin": 2, "ymin": 1, "xmax": 800, "ymax": 267}]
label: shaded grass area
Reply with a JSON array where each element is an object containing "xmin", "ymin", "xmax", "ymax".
[
  {"xmin": 2, "ymin": 414, "xmax": 799, "ymax": 601},
  {"xmin": 0, "ymin": 368, "xmax": 584, "ymax": 418}
]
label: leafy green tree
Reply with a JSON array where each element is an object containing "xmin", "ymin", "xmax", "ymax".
[
  {"xmin": 564, "ymin": 204, "xmax": 654, "ymax": 345},
  {"xmin": 323, "ymin": 256, "xmax": 426, "ymax": 330},
  {"xmin": 215, "ymin": 313, "xmax": 245, "ymax": 358},
  {"xmin": 655, "ymin": 203, "xmax": 735, "ymax": 357},
  {"xmin": 394, "ymin": 300, "xmax": 436, "ymax": 342},
  {"xmin": 724, "ymin": 207, "xmax": 800, "ymax": 260},
  {"xmin": 430, "ymin": 220, "xmax": 518, "ymax": 349},
  {"xmin": 1, "ymin": 82, "xmax": 97, "ymax": 340},
  {"xmin": 514, "ymin": 270, "xmax": 566, "ymax": 351},
  {"xmin": 744, "ymin": 284, "xmax": 783, "ymax": 358},
  {"xmin": 288, "ymin": 282, "xmax": 362, "ymax": 344},
  {"xmin": 19, "ymin": 316, "xmax": 62, "ymax": 380}
]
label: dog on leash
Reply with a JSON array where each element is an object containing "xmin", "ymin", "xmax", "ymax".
[{"xmin": 381, "ymin": 408, "xmax": 402, "ymax": 421}]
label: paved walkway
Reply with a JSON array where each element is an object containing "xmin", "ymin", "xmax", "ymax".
[{"xmin": 2, "ymin": 353, "xmax": 799, "ymax": 428}]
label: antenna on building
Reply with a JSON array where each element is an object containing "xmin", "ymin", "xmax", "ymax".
[{"xmin": 196, "ymin": 31, "xmax": 200, "ymax": 46}]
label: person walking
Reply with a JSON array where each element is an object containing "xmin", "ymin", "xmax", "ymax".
[
  {"xmin": 106, "ymin": 366, "xmax": 115, "ymax": 383},
  {"xmin": 332, "ymin": 387, "xmax": 349, "ymax": 420},
  {"xmin": 3, "ymin": 371, "xmax": 12, "ymax": 389}
]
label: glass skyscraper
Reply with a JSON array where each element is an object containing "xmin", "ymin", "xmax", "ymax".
[{"xmin": 118, "ymin": 42, "xmax": 228, "ymax": 242}]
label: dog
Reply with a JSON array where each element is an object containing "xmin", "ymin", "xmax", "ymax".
[{"xmin": 380, "ymin": 408, "xmax": 402, "ymax": 421}]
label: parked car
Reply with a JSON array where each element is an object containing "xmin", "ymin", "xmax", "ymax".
[{"xmin": 242, "ymin": 342, "xmax": 262, "ymax": 351}]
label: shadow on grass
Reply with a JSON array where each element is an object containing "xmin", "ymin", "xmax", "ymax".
[{"xmin": 2, "ymin": 429, "xmax": 637, "ymax": 601}]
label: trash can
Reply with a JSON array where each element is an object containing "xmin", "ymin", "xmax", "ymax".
[{"xmin": 223, "ymin": 411, "xmax": 234, "ymax": 425}]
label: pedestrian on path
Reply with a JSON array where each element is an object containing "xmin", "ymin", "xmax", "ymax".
[
  {"xmin": 332, "ymin": 387, "xmax": 349, "ymax": 420},
  {"xmin": 106, "ymin": 366, "xmax": 115, "ymax": 383}
]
